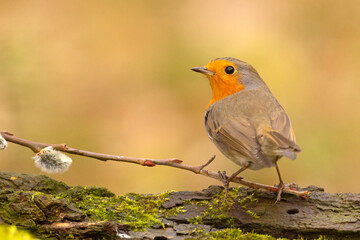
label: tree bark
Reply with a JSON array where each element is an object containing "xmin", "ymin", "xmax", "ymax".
[{"xmin": 0, "ymin": 171, "xmax": 359, "ymax": 239}]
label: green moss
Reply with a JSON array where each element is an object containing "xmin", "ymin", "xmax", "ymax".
[
  {"xmin": 56, "ymin": 186, "xmax": 184, "ymax": 231},
  {"xmin": 0, "ymin": 191, "xmax": 46, "ymax": 229},
  {"xmin": 188, "ymin": 228, "xmax": 328, "ymax": 240},
  {"xmin": 190, "ymin": 228, "xmax": 274, "ymax": 240},
  {"xmin": 187, "ymin": 187, "xmax": 258, "ymax": 226},
  {"xmin": 190, "ymin": 227, "xmax": 205, "ymax": 236},
  {"xmin": 188, "ymin": 216, "xmax": 204, "ymax": 225},
  {"xmin": 30, "ymin": 191, "xmax": 44, "ymax": 201},
  {"xmin": 0, "ymin": 225, "xmax": 35, "ymax": 240},
  {"xmin": 31, "ymin": 175, "xmax": 70, "ymax": 194}
]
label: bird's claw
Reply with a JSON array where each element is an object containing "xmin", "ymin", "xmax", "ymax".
[
  {"xmin": 275, "ymin": 181, "xmax": 285, "ymax": 204},
  {"xmin": 218, "ymin": 170, "xmax": 228, "ymax": 185},
  {"xmin": 218, "ymin": 170, "xmax": 230, "ymax": 201}
]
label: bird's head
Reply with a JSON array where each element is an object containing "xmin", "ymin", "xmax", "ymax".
[{"xmin": 192, "ymin": 57, "xmax": 266, "ymax": 108}]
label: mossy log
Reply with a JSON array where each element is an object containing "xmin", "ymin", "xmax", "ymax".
[{"xmin": 0, "ymin": 171, "xmax": 359, "ymax": 239}]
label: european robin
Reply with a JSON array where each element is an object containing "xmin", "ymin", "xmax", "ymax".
[{"xmin": 191, "ymin": 57, "xmax": 301, "ymax": 201}]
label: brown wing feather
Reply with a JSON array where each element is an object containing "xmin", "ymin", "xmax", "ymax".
[
  {"xmin": 204, "ymin": 89, "xmax": 300, "ymax": 166},
  {"xmin": 205, "ymin": 109, "xmax": 273, "ymax": 168},
  {"xmin": 264, "ymin": 111, "xmax": 301, "ymax": 160},
  {"xmin": 271, "ymin": 110, "xmax": 296, "ymax": 143}
]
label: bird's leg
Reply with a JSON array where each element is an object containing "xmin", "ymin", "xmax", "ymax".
[
  {"xmin": 218, "ymin": 170, "xmax": 230, "ymax": 200},
  {"xmin": 218, "ymin": 164, "xmax": 249, "ymax": 200},
  {"xmin": 275, "ymin": 162, "xmax": 285, "ymax": 203}
]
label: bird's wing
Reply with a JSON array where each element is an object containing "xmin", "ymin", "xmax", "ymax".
[
  {"xmin": 205, "ymin": 109, "xmax": 273, "ymax": 168},
  {"xmin": 260, "ymin": 110, "xmax": 301, "ymax": 160},
  {"xmin": 270, "ymin": 109, "xmax": 296, "ymax": 143}
]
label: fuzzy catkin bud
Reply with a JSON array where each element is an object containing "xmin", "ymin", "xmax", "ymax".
[
  {"xmin": 33, "ymin": 146, "xmax": 72, "ymax": 173},
  {"xmin": 0, "ymin": 134, "xmax": 7, "ymax": 150}
]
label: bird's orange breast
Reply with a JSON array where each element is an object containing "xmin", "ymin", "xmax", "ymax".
[{"xmin": 205, "ymin": 60, "xmax": 245, "ymax": 108}]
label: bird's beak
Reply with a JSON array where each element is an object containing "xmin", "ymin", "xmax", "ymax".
[{"xmin": 191, "ymin": 67, "xmax": 215, "ymax": 75}]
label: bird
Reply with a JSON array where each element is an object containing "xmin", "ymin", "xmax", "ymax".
[{"xmin": 191, "ymin": 57, "xmax": 301, "ymax": 202}]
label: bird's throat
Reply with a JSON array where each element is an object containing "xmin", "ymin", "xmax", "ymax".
[{"xmin": 207, "ymin": 75, "xmax": 245, "ymax": 108}]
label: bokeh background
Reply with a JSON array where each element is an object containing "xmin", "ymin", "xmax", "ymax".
[{"xmin": 1, "ymin": 1, "xmax": 359, "ymax": 195}]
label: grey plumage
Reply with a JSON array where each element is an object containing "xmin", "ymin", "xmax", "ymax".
[{"xmin": 204, "ymin": 60, "xmax": 300, "ymax": 171}]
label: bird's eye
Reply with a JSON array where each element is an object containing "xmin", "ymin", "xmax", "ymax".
[{"xmin": 224, "ymin": 66, "xmax": 235, "ymax": 74}]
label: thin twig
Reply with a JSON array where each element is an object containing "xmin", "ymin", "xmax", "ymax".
[
  {"xmin": 0, "ymin": 131, "xmax": 309, "ymax": 199},
  {"xmin": 0, "ymin": 131, "xmax": 180, "ymax": 166}
]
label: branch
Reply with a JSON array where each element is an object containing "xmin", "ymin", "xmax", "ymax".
[{"xmin": 0, "ymin": 131, "xmax": 308, "ymax": 199}]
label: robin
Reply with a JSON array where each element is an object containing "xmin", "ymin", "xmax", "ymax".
[{"xmin": 191, "ymin": 57, "xmax": 301, "ymax": 202}]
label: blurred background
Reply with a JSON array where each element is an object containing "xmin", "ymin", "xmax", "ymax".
[{"xmin": 0, "ymin": 0, "xmax": 359, "ymax": 195}]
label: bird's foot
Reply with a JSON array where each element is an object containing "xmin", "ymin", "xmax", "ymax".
[
  {"xmin": 274, "ymin": 182, "xmax": 300, "ymax": 203},
  {"xmin": 275, "ymin": 181, "xmax": 285, "ymax": 204},
  {"xmin": 218, "ymin": 170, "xmax": 230, "ymax": 201}
]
